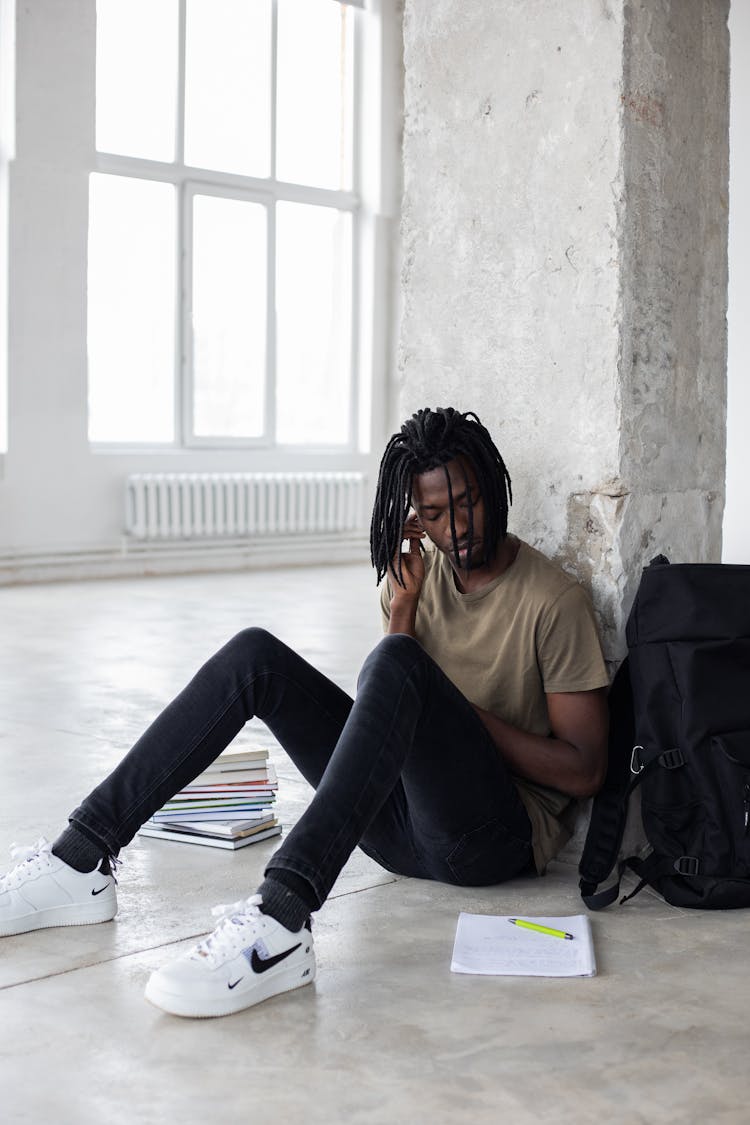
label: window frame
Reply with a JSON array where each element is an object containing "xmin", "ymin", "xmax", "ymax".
[
  {"xmin": 91, "ymin": 0, "xmax": 363, "ymax": 453},
  {"xmin": 182, "ymin": 179, "xmax": 272, "ymax": 450}
]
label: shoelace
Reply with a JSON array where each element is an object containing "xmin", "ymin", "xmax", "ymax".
[
  {"xmin": 0, "ymin": 837, "xmax": 120, "ymax": 889},
  {"xmin": 0, "ymin": 836, "xmax": 54, "ymax": 889},
  {"xmin": 192, "ymin": 893, "xmax": 265, "ymax": 963},
  {"xmin": 106, "ymin": 854, "xmax": 122, "ymax": 885}
]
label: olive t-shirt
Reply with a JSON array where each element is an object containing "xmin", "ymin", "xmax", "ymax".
[{"xmin": 380, "ymin": 538, "xmax": 609, "ymax": 872}]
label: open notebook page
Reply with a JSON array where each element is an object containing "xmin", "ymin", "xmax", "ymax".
[{"xmin": 450, "ymin": 913, "xmax": 596, "ymax": 978}]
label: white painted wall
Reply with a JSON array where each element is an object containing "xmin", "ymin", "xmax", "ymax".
[
  {"xmin": 724, "ymin": 0, "xmax": 750, "ymax": 563},
  {"xmin": 0, "ymin": 0, "xmax": 400, "ymax": 580}
]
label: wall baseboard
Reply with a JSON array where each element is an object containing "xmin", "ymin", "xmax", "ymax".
[{"xmin": 0, "ymin": 532, "xmax": 370, "ymax": 585}]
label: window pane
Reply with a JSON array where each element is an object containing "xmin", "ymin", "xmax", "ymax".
[
  {"xmin": 192, "ymin": 195, "xmax": 267, "ymax": 438},
  {"xmin": 276, "ymin": 0, "xmax": 354, "ymax": 190},
  {"xmin": 185, "ymin": 0, "xmax": 272, "ymax": 176},
  {"xmin": 95, "ymin": 0, "xmax": 178, "ymax": 161},
  {"xmin": 276, "ymin": 202, "xmax": 351, "ymax": 445},
  {"xmin": 88, "ymin": 175, "xmax": 176, "ymax": 442}
]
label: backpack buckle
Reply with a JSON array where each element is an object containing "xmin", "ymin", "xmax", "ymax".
[
  {"xmin": 630, "ymin": 746, "xmax": 645, "ymax": 774},
  {"xmin": 658, "ymin": 749, "xmax": 685, "ymax": 770},
  {"xmin": 673, "ymin": 856, "xmax": 700, "ymax": 877}
]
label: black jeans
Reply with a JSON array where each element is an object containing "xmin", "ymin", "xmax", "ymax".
[{"xmin": 71, "ymin": 630, "xmax": 533, "ymax": 908}]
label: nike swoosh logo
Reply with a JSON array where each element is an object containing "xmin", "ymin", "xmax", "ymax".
[
  {"xmin": 251, "ymin": 943, "xmax": 302, "ymax": 974},
  {"xmin": 227, "ymin": 978, "xmax": 243, "ymax": 990},
  {"xmin": 91, "ymin": 885, "xmax": 110, "ymax": 896}
]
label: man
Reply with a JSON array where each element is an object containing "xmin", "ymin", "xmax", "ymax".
[{"xmin": 0, "ymin": 407, "xmax": 609, "ymax": 1019}]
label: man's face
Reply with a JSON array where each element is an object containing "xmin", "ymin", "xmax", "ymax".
[{"xmin": 411, "ymin": 456, "xmax": 487, "ymax": 571}]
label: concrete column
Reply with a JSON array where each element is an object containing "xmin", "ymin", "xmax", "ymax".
[{"xmin": 399, "ymin": 0, "xmax": 729, "ymax": 656}]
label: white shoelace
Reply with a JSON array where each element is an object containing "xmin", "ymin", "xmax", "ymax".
[
  {"xmin": 0, "ymin": 837, "xmax": 120, "ymax": 889},
  {"xmin": 0, "ymin": 836, "xmax": 54, "ymax": 889},
  {"xmin": 192, "ymin": 893, "xmax": 265, "ymax": 962}
]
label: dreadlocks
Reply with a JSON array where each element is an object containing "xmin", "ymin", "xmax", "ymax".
[{"xmin": 370, "ymin": 406, "xmax": 513, "ymax": 586}]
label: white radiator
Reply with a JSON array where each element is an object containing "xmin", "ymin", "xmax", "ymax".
[{"xmin": 125, "ymin": 472, "xmax": 367, "ymax": 541}]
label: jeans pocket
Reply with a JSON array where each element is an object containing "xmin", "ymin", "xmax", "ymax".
[{"xmin": 445, "ymin": 817, "xmax": 533, "ymax": 886}]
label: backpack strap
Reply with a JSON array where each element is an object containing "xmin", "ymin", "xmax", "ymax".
[
  {"xmin": 579, "ymin": 555, "xmax": 677, "ymax": 910},
  {"xmin": 580, "ymin": 861, "xmax": 628, "ymax": 909},
  {"xmin": 578, "ymin": 658, "xmax": 636, "ymax": 909}
]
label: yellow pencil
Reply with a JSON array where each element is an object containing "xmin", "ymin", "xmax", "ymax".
[{"xmin": 508, "ymin": 917, "xmax": 574, "ymax": 941}]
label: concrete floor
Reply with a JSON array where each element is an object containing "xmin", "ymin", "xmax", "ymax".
[{"xmin": 1, "ymin": 564, "xmax": 747, "ymax": 1125}]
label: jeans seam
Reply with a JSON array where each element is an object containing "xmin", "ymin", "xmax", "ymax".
[
  {"xmin": 306, "ymin": 652, "xmax": 425, "ymax": 898},
  {"xmin": 68, "ymin": 816, "xmax": 120, "ymax": 859},
  {"xmin": 365, "ymin": 786, "xmax": 427, "ymax": 877}
]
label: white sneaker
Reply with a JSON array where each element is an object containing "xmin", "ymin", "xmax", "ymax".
[
  {"xmin": 0, "ymin": 837, "xmax": 117, "ymax": 937},
  {"xmin": 144, "ymin": 894, "xmax": 315, "ymax": 1018}
]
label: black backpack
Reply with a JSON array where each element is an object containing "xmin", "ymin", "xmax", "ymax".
[{"xmin": 579, "ymin": 555, "xmax": 750, "ymax": 910}]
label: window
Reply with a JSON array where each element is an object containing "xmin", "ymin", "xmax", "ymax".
[{"xmin": 88, "ymin": 0, "xmax": 361, "ymax": 448}]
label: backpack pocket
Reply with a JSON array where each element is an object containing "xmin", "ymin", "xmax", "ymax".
[
  {"xmin": 712, "ymin": 731, "xmax": 750, "ymax": 875},
  {"xmin": 640, "ymin": 756, "xmax": 705, "ymax": 861}
]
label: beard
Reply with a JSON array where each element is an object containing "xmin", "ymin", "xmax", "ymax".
[{"xmin": 452, "ymin": 538, "xmax": 486, "ymax": 570}]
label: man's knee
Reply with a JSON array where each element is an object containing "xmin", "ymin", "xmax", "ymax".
[
  {"xmin": 375, "ymin": 633, "xmax": 422, "ymax": 660},
  {"xmin": 359, "ymin": 633, "xmax": 423, "ymax": 685},
  {"xmin": 224, "ymin": 626, "xmax": 280, "ymax": 662}
]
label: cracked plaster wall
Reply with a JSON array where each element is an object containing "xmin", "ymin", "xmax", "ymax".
[{"xmin": 399, "ymin": 0, "xmax": 729, "ymax": 658}]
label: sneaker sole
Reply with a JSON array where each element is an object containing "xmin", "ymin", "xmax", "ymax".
[
  {"xmin": 144, "ymin": 953, "xmax": 316, "ymax": 1018},
  {"xmin": 0, "ymin": 898, "xmax": 117, "ymax": 937}
]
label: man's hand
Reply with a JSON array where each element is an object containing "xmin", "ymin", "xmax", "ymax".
[
  {"xmin": 387, "ymin": 515, "xmax": 425, "ymax": 636},
  {"xmin": 390, "ymin": 514, "xmax": 425, "ymax": 594}
]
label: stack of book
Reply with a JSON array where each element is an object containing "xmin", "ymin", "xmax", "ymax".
[{"xmin": 138, "ymin": 746, "xmax": 281, "ymax": 850}]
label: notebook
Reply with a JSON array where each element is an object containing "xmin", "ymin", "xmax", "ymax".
[{"xmin": 450, "ymin": 913, "xmax": 596, "ymax": 977}]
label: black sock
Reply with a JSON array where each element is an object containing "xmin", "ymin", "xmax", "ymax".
[
  {"xmin": 257, "ymin": 871, "xmax": 317, "ymax": 932},
  {"xmin": 51, "ymin": 824, "xmax": 107, "ymax": 874}
]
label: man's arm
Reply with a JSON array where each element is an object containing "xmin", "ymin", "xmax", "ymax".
[{"xmin": 472, "ymin": 688, "xmax": 608, "ymax": 799}]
